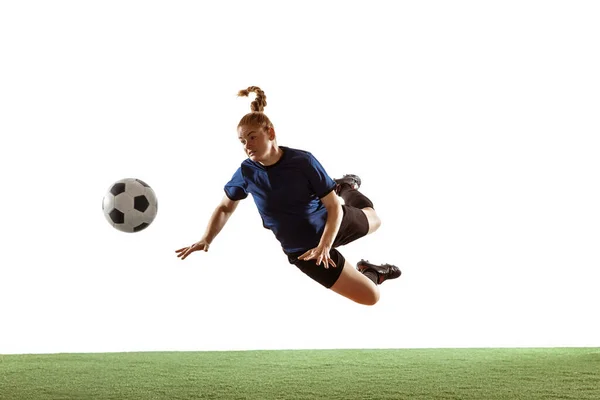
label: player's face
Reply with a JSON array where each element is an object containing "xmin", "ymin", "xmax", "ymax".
[{"xmin": 237, "ymin": 124, "xmax": 274, "ymax": 161}]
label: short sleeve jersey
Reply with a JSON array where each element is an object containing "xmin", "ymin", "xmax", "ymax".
[{"xmin": 224, "ymin": 146, "xmax": 337, "ymax": 254}]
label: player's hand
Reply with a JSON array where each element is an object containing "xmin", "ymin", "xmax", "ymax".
[
  {"xmin": 298, "ymin": 244, "xmax": 336, "ymax": 269},
  {"xmin": 175, "ymin": 240, "xmax": 210, "ymax": 260}
]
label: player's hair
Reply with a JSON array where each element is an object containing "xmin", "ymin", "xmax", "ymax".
[{"xmin": 237, "ymin": 86, "xmax": 274, "ymax": 131}]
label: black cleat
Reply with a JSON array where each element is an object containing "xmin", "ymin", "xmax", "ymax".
[
  {"xmin": 357, "ymin": 259, "xmax": 401, "ymax": 285},
  {"xmin": 334, "ymin": 174, "xmax": 361, "ymax": 195}
]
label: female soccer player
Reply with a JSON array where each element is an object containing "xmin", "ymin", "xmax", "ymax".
[{"xmin": 176, "ymin": 86, "xmax": 400, "ymax": 305}]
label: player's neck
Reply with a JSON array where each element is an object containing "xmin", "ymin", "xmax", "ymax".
[{"xmin": 259, "ymin": 146, "xmax": 283, "ymax": 167}]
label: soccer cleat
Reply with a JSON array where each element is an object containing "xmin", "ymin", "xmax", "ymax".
[
  {"xmin": 334, "ymin": 174, "xmax": 361, "ymax": 195},
  {"xmin": 357, "ymin": 259, "xmax": 401, "ymax": 285}
]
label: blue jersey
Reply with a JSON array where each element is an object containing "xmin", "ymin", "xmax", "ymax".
[{"xmin": 224, "ymin": 146, "xmax": 336, "ymax": 254}]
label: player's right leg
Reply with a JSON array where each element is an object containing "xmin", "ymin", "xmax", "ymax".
[
  {"xmin": 334, "ymin": 174, "xmax": 381, "ymax": 235},
  {"xmin": 361, "ymin": 207, "xmax": 381, "ymax": 235}
]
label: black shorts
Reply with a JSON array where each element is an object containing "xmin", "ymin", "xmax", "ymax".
[{"xmin": 285, "ymin": 205, "xmax": 370, "ymax": 288}]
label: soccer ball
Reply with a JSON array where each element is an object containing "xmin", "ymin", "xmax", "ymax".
[{"xmin": 102, "ymin": 178, "xmax": 158, "ymax": 233}]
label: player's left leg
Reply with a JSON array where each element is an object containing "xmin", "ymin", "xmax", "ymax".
[
  {"xmin": 329, "ymin": 258, "xmax": 380, "ymax": 305},
  {"xmin": 329, "ymin": 258, "xmax": 401, "ymax": 305},
  {"xmin": 287, "ymin": 246, "xmax": 400, "ymax": 304},
  {"xmin": 331, "ymin": 175, "xmax": 401, "ymax": 293}
]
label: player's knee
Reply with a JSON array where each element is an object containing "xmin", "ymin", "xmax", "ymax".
[
  {"xmin": 372, "ymin": 213, "xmax": 382, "ymax": 232},
  {"xmin": 365, "ymin": 209, "xmax": 382, "ymax": 234},
  {"xmin": 362, "ymin": 288, "xmax": 380, "ymax": 306}
]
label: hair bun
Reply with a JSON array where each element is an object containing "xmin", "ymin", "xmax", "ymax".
[{"xmin": 238, "ymin": 86, "xmax": 267, "ymax": 112}]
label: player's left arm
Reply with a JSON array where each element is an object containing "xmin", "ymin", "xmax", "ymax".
[
  {"xmin": 298, "ymin": 190, "xmax": 343, "ymax": 268},
  {"xmin": 319, "ymin": 190, "xmax": 343, "ymax": 249}
]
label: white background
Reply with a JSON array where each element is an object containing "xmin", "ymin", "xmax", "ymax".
[{"xmin": 1, "ymin": 1, "xmax": 599, "ymax": 355}]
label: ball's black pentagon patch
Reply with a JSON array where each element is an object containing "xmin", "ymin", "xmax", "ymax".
[
  {"xmin": 110, "ymin": 182, "xmax": 126, "ymax": 196},
  {"xmin": 133, "ymin": 222, "xmax": 149, "ymax": 232},
  {"xmin": 135, "ymin": 179, "xmax": 150, "ymax": 187},
  {"xmin": 109, "ymin": 208, "xmax": 125, "ymax": 224},
  {"xmin": 134, "ymin": 195, "xmax": 150, "ymax": 212}
]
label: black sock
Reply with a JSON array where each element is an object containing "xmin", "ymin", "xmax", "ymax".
[
  {"xmin": 337, "ymin": 184, "xmax": 374, "ymax": 209},
  {"xmin": 362, "ymin": 270, "xmax": 379, "ymax": 285}
]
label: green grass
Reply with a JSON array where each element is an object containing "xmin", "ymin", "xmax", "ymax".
[{"xmin": 1, "ymin": 348, "xmax": 599, "ymax": 399}]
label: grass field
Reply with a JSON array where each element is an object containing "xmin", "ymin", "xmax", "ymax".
[{"xmin": 1, "ymin": 348, "xmax": 599, "ymax": 399}]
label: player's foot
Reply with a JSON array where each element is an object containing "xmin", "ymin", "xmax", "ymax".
[
  {"xmin": 357, "ymin": 259, "xmax": 401, "ymax": 285},
  {"xmin": 334, "ymin": 174, "xmax": 361, "ymax": 195}
]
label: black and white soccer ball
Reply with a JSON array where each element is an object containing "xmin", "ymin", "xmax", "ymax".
[{"xmin": 102, "ymin": 178, "xmax": 158, "ymax": 233}]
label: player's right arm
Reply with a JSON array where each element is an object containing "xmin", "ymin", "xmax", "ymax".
[{"xmin": 175, "ymin": 195, "xmax": 240, "ymax": 260}]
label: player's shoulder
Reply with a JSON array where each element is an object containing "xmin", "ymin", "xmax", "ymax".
[
  {"xmin": 281, "ymin": 146, "xmax": 316, "ymax": 162},
  {"xmin": 230, "ymin": 159, "xmax": 256, "ymax": 181}
]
